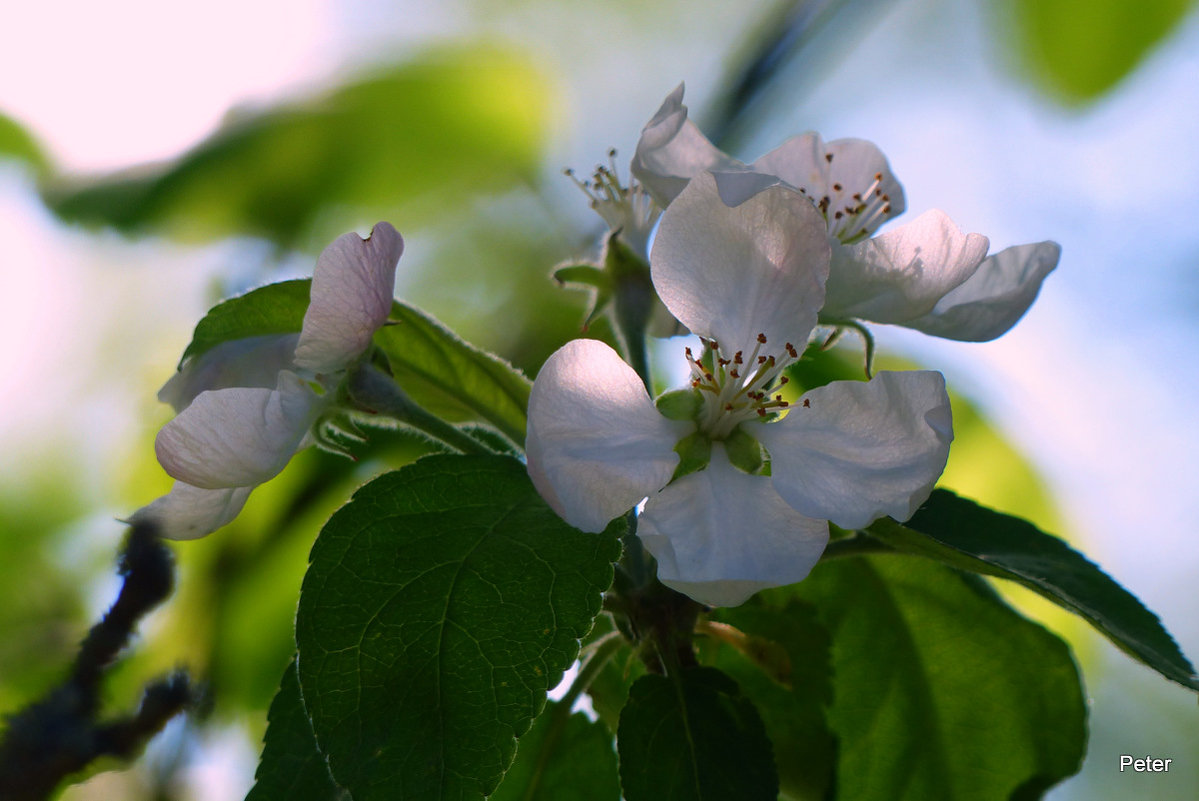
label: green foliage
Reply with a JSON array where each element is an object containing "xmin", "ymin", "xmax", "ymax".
[
  {"xmin": 294, "ymin": 455, "xmax": 621, "ymax": 801},
  {"xmin": 0, "ymin": 112, "xmax": 48, "ymax": 175},
  {"xmin": 489, "ymin": 700, "xmax": 621, "ymax": 801},
  {"xmin": 788, "ymin": 555, "xmax": 1086, "ymax": 801},
  {"xmin": 617, "ymin": 667, "xmax": 778, "ymax": 801},
  {"xmin": 375, "ymin": 301, "xmax": 532, "ymax": 446},
  {"xmin": 1003, "ymin": 0, "xmax": 1198, "ymax": 102},
  {"xmin": 246, "ymin": 659, "xmax": 344, "ymax": 801},
  {"xmin": 179, "ymin": 279, "xmax": 310, "ymax": 365},
  {"xmin": 40, "ymin": 46, "xmax": 551, "ymax": 247},
  {"xmin": 871, "ymin": 490, "xmax": 1199, "ymax": 691}
]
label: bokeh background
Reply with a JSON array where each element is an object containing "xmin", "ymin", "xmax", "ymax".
[{"xmin": 1, "ymin": 0, "xmax": 1196, "ymax": 798}]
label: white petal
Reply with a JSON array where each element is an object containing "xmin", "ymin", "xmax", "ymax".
[
  {"xmin": 753, "ymin": 133, "xmax": 906, "ymax": 223},
  {"xmin": 904, "ymin": 241, "xmax": 1061, "ymax": 341},
  {"xmin": 650, "ymin": 172, "xmax": 830, "ymax": 355},
  {"xmin": 823, "ymin": 210, "xmax": 990, "ymax": 323},
  {"xmin": 129, "ymin": 483, "xmax": 253, "ymax": 540},
  {"xmin": 638, "ymin": 444, "xmax": 829, "ymax": 607},
  {"xmin": 155, "ymin": 371, "xmax": 324, "ymax": 489},
  {"xmin": 756, "ymin": 371, "xmax": 952, "ymax": 530},
  {"xmin": 158, "ymin": 333, "xmax": 301, "ymax": 412},
  {"xmin": 630, "ymin": 84, "xmax": 741, "ymax": 206},
  {"xmin": 526, "ymin": 339, "xmax": 688, "ymax": 532},
  {"xmin": 294, "ymin": 222, "xmax": 404, "ymax": 374}
]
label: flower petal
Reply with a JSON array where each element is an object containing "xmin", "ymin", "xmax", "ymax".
[
  {"xmin": 823, "ymin": 209, "xmax": 990, "ymax": 324},
  {"xmin": 753, "ymin": 133, "xmax": 906, "ymax": 225},
  {"xmin": 294, "ymin": 222, "xmax": 404, "ymax": 374},
  {"xmin": 650, "ymin": 172, "xmax": 830, "ymax": 355},
  {"xmin": 630, "ymin": 84, "xmax": 741, "ymax": 206},
  {"xmin": 155, "ymin": 371, "xmax": 324, "ymax": 489},
  {"xmin": 526, "ymin": 339, "xmax": 688, "ymax": 532},
  {"xmin": 638, "ymin": 444, "xmax": 829, "ymax": 606},
  {"xmin": 904, "ymin": 241, "xmax": 1061, "ymax": 341},
  {"xmin": 158, "ymin": 333, "xmax": 301, "ymax": 412},
  {"xmin": 129, "ymin": 483, "xmax": 253, "ymax": 540},
  {"xmin": 756, "ymin": 370, "xmax": 952, "ymax": 530}
]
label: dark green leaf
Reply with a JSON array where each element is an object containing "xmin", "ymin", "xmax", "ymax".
[
  {"xmin": 180, "ymin": 279, "xmax": 311, "ymax": 365},
  {"xmin": 376, "ymin": 301, "xmax": 532, "ymax": 446},
  {"xmin": 295, "ymin": 454, "xmax": 620, "ymax": 801},
  {"xmin": 42, "ymin": 47, "xmax": 551, "ymax": 246},
  {"xmin": 246, "ymin": 658, "xmax": 346, "ymax": 801},
  {"xmin": 617, "ymin": 667, "xmax": 778, "ymax": 801},
  {"xmin": 790, "ymin": 555, "xmax": 1086, "ymax": 801},
  {"xmin": 870, "ymin": 489, "xmax": 1199, "ymax": 691},
  {"xmin": 488, "ymin": 700, "xmax": 621, "ymax": 801},
  {"xmin": 1003, "ymin": 0, "xmax": 1198, "ymax": 102}
]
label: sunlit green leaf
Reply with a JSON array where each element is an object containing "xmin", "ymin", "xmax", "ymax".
[
  {"xmin": 0, "ymin": 111, "xmax": 48, "ymax": 174},
  {"xmin": 179, "ymin": 279, "xmax": 310, "ymax": 365},
  {"xmin": 488, "ymin": 700, "xmax": 621, "ymax": 801},
  {"xmin": 1003, "ymin": 0, "xmax": 1198, "ymax": 102},
  {"xmin": 295, "ymin": 455, "xmax": 620, "ymax": 801},
  {"xmin": 869, "ymin": 489, "xmax": 1199, "ymax": 691},
  {"xmin": 41, "ymin": 46, "xmax": 552, "ymax": 246},
  {"xmin": 246, "ymin": 659, "xmax": 345, "ymax": 801},
  {"xmin": 617, "ymin": 667, "xmax": 778, "ymax": 801},
  {"xmin": 788, "ymin": 555, "xmax": 1086, "ymax": 801}
]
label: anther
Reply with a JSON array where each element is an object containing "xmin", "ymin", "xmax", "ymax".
[
  {"xmin": 802, "ymin": 398, "xmax": 811, "ymax": 408},
  {"xmin": 785, "ymin": 342, "xmax": 798, "ymax": 358},
  {"xmin": 733, "ymin": 351, "xmax": 743, "ymax": 364},
  {"xmin": 833, "ymin": 183, "xmax": 842, "ymax": 192},
  {"xmin": 757, "ymin": 333, "xmax": 767, "ymax": 344},
  {"xmin": 826, "ymin": 153, "xmax": 834, "ymax": 163}
]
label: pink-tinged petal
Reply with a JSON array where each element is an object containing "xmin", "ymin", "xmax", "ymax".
[
  {"xmin": 651, "ymin": 172, "xmax": 830, "ymax": 355},
  {"xmin": 526, "ymin": 339, "xmax": 688, "ymax": 532},
  {"xmin": 294, "ymin": 222, "xmax": 404, "ymax": 374},
  {"xmin": 129, "ymin": 483, "xmax": 253, "ymax": 540},
  {"xmin": 753, "ymin": 133, "xmax": 906, "ymax": 226},
  {"xmin": 756, "ymin": 371, "xmax": 952, "ymax": 530},
  {"xmin": 631, "ymin": 84, "xmax": 741, "ymax": 206},
  {"xmin": 155, "ymin": 371, "xmax": 324, "ymax": 489},
  {"xmin": 158, "ymin": 333, "xmax": 300, "ymax": 412},
  {"xmin": 638, "ymin": 445, "xmax": 829, "ymax": 607},
  {"xmin": 904, "ymin": 241, "xmax": 1060, "ymax": 341},
  {"xmin": 823, "ymin": 210, "xmax": 990, "ymax": 324}
]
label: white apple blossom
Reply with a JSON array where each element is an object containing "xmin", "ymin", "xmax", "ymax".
[
  {"xmin": 630, "ymin": 84, "xmax": 1059, "ymax": 342},
  {"xmin": 131, "ymin": 222, "xmax": 404, "ymax": 539},
  {"xmin": 527, "ymin": 175, "xmax": 952, "ymax": 606}
]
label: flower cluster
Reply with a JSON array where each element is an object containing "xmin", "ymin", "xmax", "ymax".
[
  {"xmin": 131, "ymin": 223, "xmax": 403, "ymax": 539},
  {"xmin": 528, "ymin": 174, "xmax": 953, "ymax": 606}
]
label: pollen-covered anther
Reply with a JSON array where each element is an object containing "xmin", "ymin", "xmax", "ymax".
[{"xmin": 785, "ymin": 343, "xmax": 798, "ymax": 358}]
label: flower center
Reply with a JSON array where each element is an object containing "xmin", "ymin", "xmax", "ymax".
[
  {"xmin": 565, "ymin": 148, "xmax": 662, "ymax": 256},
  {"xmin": 685, "ymin": 333, "xmax": 799, "ymax": 440},
  {"xmin": 797, "ymin": 168, "xmax": 896, "ymax": 245}
]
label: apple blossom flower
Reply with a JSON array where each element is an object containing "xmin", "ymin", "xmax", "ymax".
[
  {"xmin": 527, "ymin": 175, "xmax": 952, "ymax": 606},
  {"xmin": 630, "ymin": 84, "xmax": 1059, "ymax": 342},
  {"xmin": 131, "ymin": 222, "xmax": 404, "ymax": 539}
]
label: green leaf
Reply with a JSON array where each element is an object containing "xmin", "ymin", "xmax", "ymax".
[
  {"xmin": 488, "ymin": 700, "xmax": 621, "ymax": 801},
  {"xmin": 375, "ymin": 300, "xmax": 532, "ymax": 446},
  {"xmin": 617, "ymin": 667, "xmax": 778, "ymax": 801},
  {"xmin": 790, "ymin": 555, "xmax": 1086, "ymax": 801},
  {"xmin": 246, "ymin": 658, "xmax": 346, "ymax": 801},
  {"xmin": 41, "ymin": 46, "xmax": 552, "ymax": 246},
  {"xmin": 180, "ymin": 279, "xmax": 311, "ymax": 365},
  {"xmin": 295, "ymin": 454, "xmax": 621, "ymax": 801},
  {"xmin": 870, "ymin": 489, "xmax": 1199, "ymax": 692},
  {"xmin": 1003, "ymin": 0, "xmax": 1198, "ymax": 102},
  {"xmin": 0, "ymin": 111, "xmax": 49, "ymax": 175}
]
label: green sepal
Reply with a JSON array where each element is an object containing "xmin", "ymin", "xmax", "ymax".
[
  {"xmin": 655, "ymin": 388, "xmax": 702, "ymax": 421},
  {"xmin": 723, "ymin": 427, "xmax": 764, "ymax": 474},
  {"xmin": 603, "ymin": 232, "xmax": 650, "ymax": 279},
  {"xmin": 671, "ymin": 432, "xmax": 711, "ymax": 482},
  {"xmin": 553, "ymin": 263, "xmax": 611, "ymax": 290}
]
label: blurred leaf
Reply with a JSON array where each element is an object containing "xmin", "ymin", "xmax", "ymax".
[
  {"xmin": 489, "ymin": 700, "xmax": 621, "ymax": 801},
  {"xmin": 376, "ymin": 301, "xmax": 532, "ymax": 446},
  {"xmin": 180, "ymin": 279, "xmax": 309, "ymax": 365},
  {"xmin": 1004, "ymin": 0, "xmax": 1198, "ymax": 102},
  {"xmin": 869, "ymin": 489, "xmax": 1199, "ymax": 691},
  {"xmin": 295, "ymin": 454, "xmax": 621, "ymax": 801},
  {"xmin": 581, "ymin": 616, "xmax": 645, "ymax": 733},
  {"xmin": 617, "ymin": 667, "xmax": 778, "ymax": 801},
  {"xmin": 0, "ymin": 111, "xmax": 48, "ymax": 175},
  {"xmin": 41, "ymin": 46, "xmax": 552, "ymax": 246},
  {"xmin": 246, "ymin": 659, "xmax": 345, "ymax": 801},
  {"xmin": 788, "ymin": 555, "xmax": 1086, "ymax": 801}
]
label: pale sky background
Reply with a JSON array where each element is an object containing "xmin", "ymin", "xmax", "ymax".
[{"xmin": 1, "ymin": 0, "xmax": 1196, "ymax": 798}]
